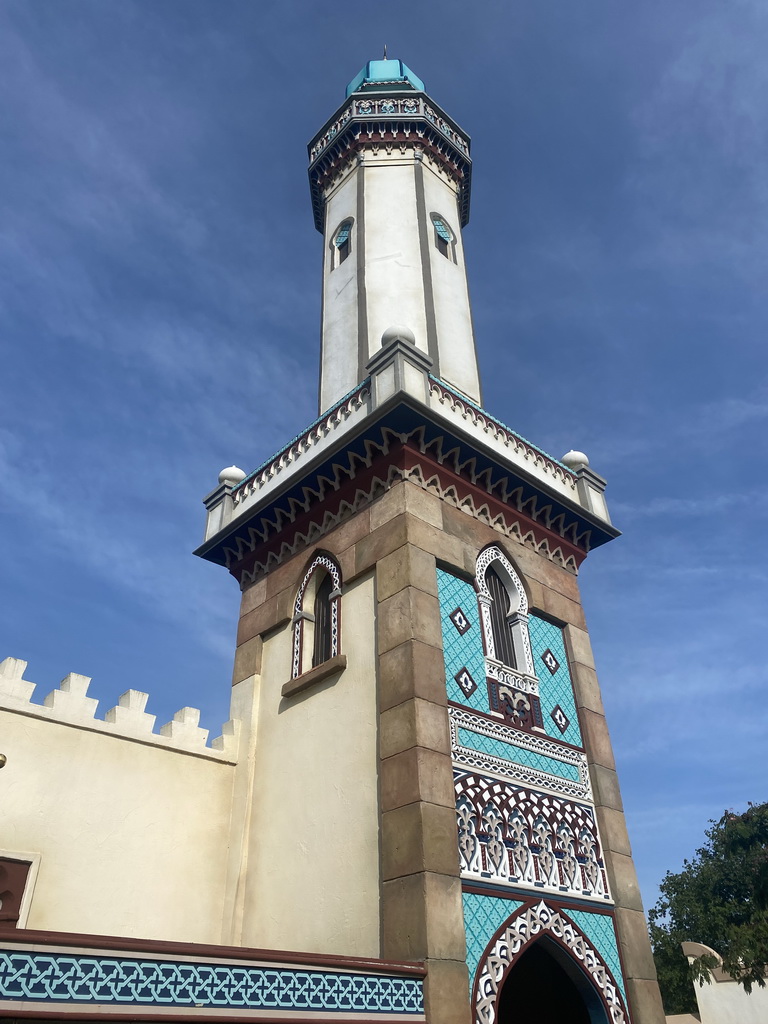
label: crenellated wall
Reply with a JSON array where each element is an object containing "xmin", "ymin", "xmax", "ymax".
[{"xmin": 0, "ymin": 657, "xmax": 239, "ymax": 943}]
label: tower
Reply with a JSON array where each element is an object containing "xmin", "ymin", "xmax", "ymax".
[{"xmin": 195, "ymin": 59, "xmax": 667, "ymax": 1024}]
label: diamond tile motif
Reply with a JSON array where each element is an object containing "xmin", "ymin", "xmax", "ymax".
[
  {"xmin": 541, "ymin": 648, "xmax": 560, "ymax": 674},
  {"xmin": 454, "ymin": 667, "xmax": 478, "ymax": 697},
  {"xmin": 550, "ymin": 704, "xmax": 570, "ymax": 734},
  {"xmin": 449, "ymin": 607, "xmax": 472, "ymax": 635},
  {"xmin": 456, "ymin": 728, "xmax": 580, "ymax": 781},
  {"xmin": 528, "ymin": 615, "xmax": 583, "ymax": 748},
  {"xmin": 567, "ymin": 909, "xmax": 627, "ymax": 1000},
  {"xmin": 437, "ymin": 570, "xmax": 488, "ymax": 714},
  {"xmin": 462, "ymin": 892, "xmax": 523, "ymax": 993}
]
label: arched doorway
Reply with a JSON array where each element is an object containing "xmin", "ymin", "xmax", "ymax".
[{"xmin": 495, "ymin": 937, "xmax": 608, "ymax": 1024}]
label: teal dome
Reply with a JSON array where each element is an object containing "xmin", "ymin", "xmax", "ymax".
[{"xmin": 345, "ymin": 59, "xmax": 425, "ymax": 98}]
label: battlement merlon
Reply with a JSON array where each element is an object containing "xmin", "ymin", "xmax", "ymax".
[
  {"xmin": 195, "ymin": 332, "xmax": 618, "ymax": 576},
  {"xmin": 0, "ymin": 657, "xmax": 240, "ymax": 762}
]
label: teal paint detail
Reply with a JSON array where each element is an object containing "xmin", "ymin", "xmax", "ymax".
[
  {"xmin": 437, "ymin": 569, "xmax": 489, "ymax": 713},
  {"xmin": 456, "ymin": 729, "xmax": 580, "ymax": 781},
  {"xmin": 333, "ymin": 222, "xmax": 351, "ymax": 247},
  {"xmin": 432, "ymin": 216, "xmax": 452, "ymax": 242},
  {"xmin": 567, "ymin": 909, "xmax": 626, "ymax": 1001},
  {"xmin": 528, "ymin": 615, "xmax": 583, "ymax": 747},
  {"xmin": 345, "ymin": 60, "xmax": 425, "ymax": 97},
  {"xmin": 462, "ymin": 892, "xmax": 523, "ymax": 994}
]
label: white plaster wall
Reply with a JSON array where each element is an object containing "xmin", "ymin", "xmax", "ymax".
[
  {"xmin": 693, "ymin": 975, "xmax": 768, "ymax": 1024},
  {"xmin": 363, "ymin": 155, "xmax": 429, "ymax": 363},
  {"xmin": 422, "ymin": 162, "xmax": 481, "ymax": 403},
  {"xmin": 320, "ymin": 167, "xmax": 360, "ymax": 412},
  {"xmin": 242, "ymin": 572, "xmax": 380, "ymax": 957},
  {"xmin": 2, "ymin": 713, "xmax": 235, "ymax": 941}
]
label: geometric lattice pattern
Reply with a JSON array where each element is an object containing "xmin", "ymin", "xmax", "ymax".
[
  {"xmin": 527, "ymin": 615, "xmax": 582, "ymax": 747},
  {"xmin": 0, "ymin": 950, "xmax": 425, "ymax": 1016},
  {"xmin": 462, "ymin": 892, "xmax": 523, "ymax": 994},
  {"xmin": 567, "ymin": 909, "xmax": 627, "ymax": 1001},
  {"xmin": 437, "ymin": 569, "xmax": 489, "ymax": 714},
  {"xmin": 455, "ymin": 774, "xmax": 610, "ymax": 900}
]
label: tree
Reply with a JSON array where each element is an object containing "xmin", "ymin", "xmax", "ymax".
[{"xmin": 649, "ymin": 802, "xmax": 768, "ymax": 1015}]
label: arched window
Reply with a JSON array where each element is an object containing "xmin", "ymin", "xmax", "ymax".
[
  {"xmin": 475, "ymin": 546, "xmax": 534, "ymax": 676},
  {"xmin": 332, "ymin": 219, "xmax": 352, "ymax": 267},
  {"xmin": 291, "ymin": 554, "xmax": 342, "ymax": 678},
  {"xmin": 430, "ymin": 213, "xmax": 455, "ymax": 260}
]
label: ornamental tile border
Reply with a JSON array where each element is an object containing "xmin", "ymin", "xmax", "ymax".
[
  {"xmin": 449, "ymin": 706, "xmax": 591, "ymax": 801},
  {"xmin": 0, "ymin": 943, "xmax": 425, "ymax": 1020}
]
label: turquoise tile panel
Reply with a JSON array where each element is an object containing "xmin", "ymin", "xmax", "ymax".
[
  {"xmin": 437, "ymin": 569, "xmax": 489, "ymax": 714},
  {"xmin": 567, "ymin": 909, "xmax": 626, "ymax": 1000},
  {"xmin": 456, "ymin": 728, "xmax": 580, "ymax": 781},
  {"xmin": 462, "ymin": 892, "xmax": 522, "ymax": 993},
  {"xmin": 528, "ymin": 615, "xmax": 583, "ymax": 747}
]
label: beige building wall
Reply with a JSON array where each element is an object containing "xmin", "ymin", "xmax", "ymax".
[
  {"xmin": 235, "ymin": 570, "xmax": 381, "ymax": 958},
  {"xmin": 1, "ymin": 687, "xmax": 236, "ymax": 943}
]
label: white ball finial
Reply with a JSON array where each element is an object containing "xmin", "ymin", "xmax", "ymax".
[
  {"xmin": 381, "ymin": 324, "xmax": 416, "ymax": 347},
  {"xmin": 218, "ymin": 465, "xmax": 246, "ymax": 486},
  {"xmin": 561, "ymin": 450, "xmax": 590, "ymax": 470}
]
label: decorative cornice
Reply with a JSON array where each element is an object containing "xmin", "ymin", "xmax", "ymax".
[{"xmin": 308, "ymin": 93, "xmax": 471, "ymax": 231}]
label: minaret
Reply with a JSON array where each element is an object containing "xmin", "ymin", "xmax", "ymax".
[
  {"xmin": 310, "ymin": 58, "xmax": 481, "ymax": 412},
  {"xmin": 197, "ymin": 59, "xmax": 666, "ymax": 1024}
]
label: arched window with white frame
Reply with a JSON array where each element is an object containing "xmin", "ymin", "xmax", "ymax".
[
  {"xmin": 291, "ymin": 554, "xmax": 342, "ymax": 679},
  {"xmin": 331, "ymin": 219, "xmax": 353, "ymax": 268},
  {"xmin": 475, "ymin": 546, "xmax": 535, "ymax": 677}
]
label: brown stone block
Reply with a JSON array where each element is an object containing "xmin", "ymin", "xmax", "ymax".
[
  {"xmin": 623, "ymin": 977, "xmax": 666, "ymax": 1024},
  {"xmin": 536, "ymin": 587, "xmax": 587, "ymax": 630},
  {"xmin": 405, "ymin": 515, "xmax": 465, "ymax": 571},
  {"xmin": 441, "ymin": 502, "xmax": 498, "ymax": 552},
  {"xmin": 370, "ymin": 484, "xmax": 407, "ymax": 532},
  {"xmin": 377, "ymin": 544, "xmax": 438, "ymax": 603},
  {"xmin": 590, "ymin": 764, "xmax": 624, "ymax": 812},
  {"xmin": 381, "ymin": 872, "xmax": 466, "ymax": 961},
  {"xmin": 595, "ymin": 806, "xmax": 632, "ymax": 858},
  {"xmin": 423, "ymin": 959, "xmax": 472, "ymax": 1024},
  {"xmin": 265, "ymin": 549, "xmax": 313, "ymax": 600},
  {"xmin": 324, "ymin": 506, "xmax": 371, "ymax": 555},
  {"xmin": 381, "ymin": 802, "xmax": 461, "ymax": 879},
  {"xmin": 380, "ymin": 747, "xmax": 455, "ymax": 811},
  {"xmin": 569, "ymin": 661, "xmax": 605, "ymax": 715},
  {"xmin": 614, "ymin": 907, "xmax": 660, "ymax": 981},
  {"xmin": 232, "ymin": 636, "xmax": 263, "ymax": 684},
  {"xmin": 236, "ymin": 596, "xmax": 278, "ymax": 645},
  {"xmin": 377, "ymin": 587, "xmax": 442, "ymax": 655},
  {"xmin": 423, "ymin": 872, "xmax": 467, "ymax": 960},
  {"xmin": 606, "ymin": 852, "xmax": 645, "ymax": 914},
  {"xmin": 381, "ymin": 873, "xmax": 426, "ymax": 959},
  {"xmin": 355, "ymin": 514, "xmax": 410, "ymax": 574},
  {"xmin": 240, "ymin": 578, "xmax": 267, "ymax": 617},
  {"xmin": 580, "ymin": 708, "xmax": 616, "ymax": 771},
  {"xmin": 565, "ymin": 625, "xmax": 597, "ymax": 670},
  {"xmin": 379, "ymin": 641, "xmax": 447, "ymax": 711},
  {"xmin": 380, "ymin": 698, "xmax": 451, "ymax": 759},
  {"xmin": 402, "ymin": 482, "xmax": 444, "ymax": 529}
]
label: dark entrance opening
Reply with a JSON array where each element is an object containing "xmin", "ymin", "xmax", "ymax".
[{"xmin": 495, "ymin": 939, "xmax": 608, "ymax": 1024}]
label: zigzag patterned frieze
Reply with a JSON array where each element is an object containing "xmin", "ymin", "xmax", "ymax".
[
  {"xmin": 226, "ymin": 429, "xmax": 589, "ymax": 583},
  {"xmin": 449, "ymin": 706, "xmax": 591, "ymax": 801},
  {"xmin": 455, "ymin": 773, "xmax": 610, "ymax": 901},
  {"xmin": 0, "ymin": 948, "xmax": 425, "ymax": 1018}
]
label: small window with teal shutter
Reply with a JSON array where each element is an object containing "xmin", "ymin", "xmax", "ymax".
[
  {"xmin": 333, "ymin": 220, "xmax": 352, "ymax": 266},
  {"xmin": 431, "ymin": 214, "xmax": 454, "ymax": 259}
]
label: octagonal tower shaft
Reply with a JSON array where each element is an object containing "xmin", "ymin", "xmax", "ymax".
[{"xmin": 308, "ymin": 63, "xmax": 482, "ymax": 414}]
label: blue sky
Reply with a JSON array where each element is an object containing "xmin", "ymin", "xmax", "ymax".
[{"xmin": 1, "ymin": 0, "xmax": 766, "ymax": 914}]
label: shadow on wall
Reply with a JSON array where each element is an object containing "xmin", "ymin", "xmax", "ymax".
[{"xmin": 665, "ymin": 943, "xmax": 768, "ymax": 1024}]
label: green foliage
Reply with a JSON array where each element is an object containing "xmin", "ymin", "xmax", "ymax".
[{"xmin": 649, "ymin": 802, "xmax": 768, "ymax": 1014}]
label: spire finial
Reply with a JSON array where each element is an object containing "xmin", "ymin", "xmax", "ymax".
[{"xmin": 382, "ymin": 44, "xmax": 387, "ymax": 60}]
